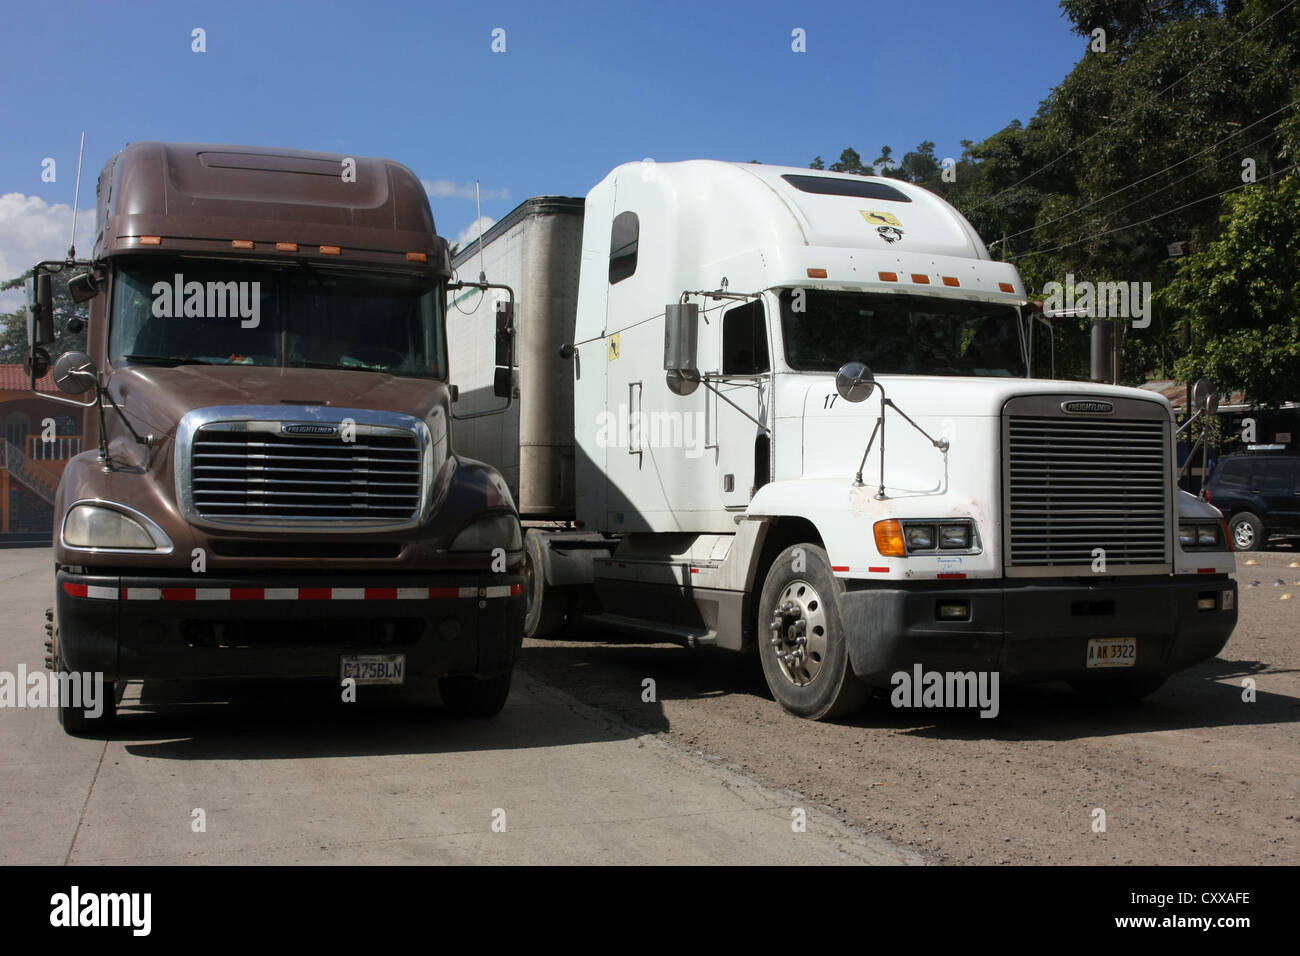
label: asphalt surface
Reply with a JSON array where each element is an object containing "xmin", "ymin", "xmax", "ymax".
[{"xmin": 0, "ymin": 547, "xmax": 915, "ymax": 865}]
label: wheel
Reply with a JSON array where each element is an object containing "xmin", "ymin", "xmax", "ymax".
[
  {"xmin": 1069, "ymin": 674, "xmax": 1167, "ymax": 701},
  {"xmin": 757, "ymin": 543, "xmax": 867, "ymax": 720},
  {"xmin": 1229, "ymin": 512, "xmax": 1264, "ymax": 551},
  {"xmin": 52, "ymin": 626, "xmax": 116, "ymax": 736},
  {"xmin": 439, "ymin": 670, "xmax": 513, "ymax": 717},
  {"xmin": 523, "ymin": 531, "xmax": 573, "ymax": 639}
]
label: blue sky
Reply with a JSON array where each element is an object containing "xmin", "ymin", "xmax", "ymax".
[{"xmin": 1, "ymin": 0, "xmax": 1085, "ymax": 272}]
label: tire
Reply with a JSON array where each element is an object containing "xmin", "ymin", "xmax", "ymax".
[
  {"xmin": 757, "ymin": 543, "xmax": 868, "ymax": 720},
  {"xmin": 1069, "ymin": 674, "xmax": 1167, "ymax": 702},
  {"xmin": 523, "ymin": 531, "xmax": 573, "ymax": 639},
  {"xmin": 53, "ymin": 628, "xmax": 116, "ymax": 736},
  {"xmin": 439, "ymin": 670, "xmax": 513, "ymax": 717},
  {"xmin": 1229, "ymin": 512, "xmax": 1264, "ymax": 551}
]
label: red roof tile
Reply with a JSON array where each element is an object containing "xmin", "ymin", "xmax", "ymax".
[{"xmin": 0, "ymin": 364, "xmax": 57, "ymax": 393}]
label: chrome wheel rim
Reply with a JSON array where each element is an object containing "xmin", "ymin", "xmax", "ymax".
[
  {"xmin": 769, "ymin": 579, "xmax": 828, "ymax": 686},
  {"xmin": 1233, "ymin": 521, "xmax": 1255, "ymax": 549}
]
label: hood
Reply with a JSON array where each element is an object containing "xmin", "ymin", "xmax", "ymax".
[
  {"xmin": 108, "ymin": 365, "xmax": 449, "ymax": 438},
  {"xmin": 798, "ymin": 374, "xmax": 1173, "ymax": 420}
]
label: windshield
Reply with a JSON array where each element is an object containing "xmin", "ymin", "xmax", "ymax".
[
  {"xmin": 779, "ymin": 289, "xmax": 1026, "ymax": 377},
  {"xmin": 109, "ymin": 258, "xmax": 446, "ymax": 379}
]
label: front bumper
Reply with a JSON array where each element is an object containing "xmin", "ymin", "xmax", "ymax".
[
  {"xmin": 839, "ymin": 575, "xmax": 1237, "ymax": 686},
  {"xmin": 55, "ymin": 570, "xmax": 525, "ymax": 682}
]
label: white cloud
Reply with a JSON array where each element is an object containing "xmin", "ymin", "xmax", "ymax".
[
  {"xmin": 454, "ymin": 216, "xmax": 497, "ymax": 249},
  {"xmin": 423, "ymin": 179, "xmax": 510, "ymax": 201},
  {"xmin": 0, "ymin": 193, "xmax": 96, "ymax": 313}
]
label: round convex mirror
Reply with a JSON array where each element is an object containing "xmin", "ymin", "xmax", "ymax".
[
  {"xmin": 666, "ymin": 367, "xmax": 700, "ymax": 396},
  {"xmin": 52, "ymin": 351, "xmax": 98, "ymax": 395},
  {"xmin": 835, "ymin": 362, "xmax": 875, "ymax": 403}
]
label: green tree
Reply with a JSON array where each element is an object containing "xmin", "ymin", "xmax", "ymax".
[
  {"xmin": 0, "ymin": 267, "xmax": 90, "ymax": 366},
  {"xmin": 1167, "ymin": 176, "xmax": 1300, "ymax": 407},
  {"xmin": 828, "ymin": 147, "xmax": 868, "ymax": 175}
]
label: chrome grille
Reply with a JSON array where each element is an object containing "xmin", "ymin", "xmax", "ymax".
[
  {"xmin": 1004, "ymin": 399, "xmax": 1170, "ymax": 573},
  {"xmin": 190, "ymin": 424, "xmax": 421, "ymax": 522}
]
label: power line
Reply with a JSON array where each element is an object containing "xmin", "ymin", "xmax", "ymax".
[
  {"xmin": 966, "ymin": 0, "xmax": 1298, "ymax": 214},
  {"xmin": 1013, "ymin": 163, "xmax": 1298, "ymax": 258},
  {"xmin": 990, "ymin": 97, "xmax": 1298, "ymax": 248}
]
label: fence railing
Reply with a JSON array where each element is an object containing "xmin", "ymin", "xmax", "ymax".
[
  {"xmin": 2, "ymin": 440, "xmax": 59, "ymax": 504},
  {"xmin": 26, "ymin": 434, "xmax": 83, "ymax": 461}
]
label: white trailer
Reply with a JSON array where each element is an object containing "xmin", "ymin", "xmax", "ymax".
[{"xmin": 448, "ymin": 161, "xmax": 1238, "ymax": 719}]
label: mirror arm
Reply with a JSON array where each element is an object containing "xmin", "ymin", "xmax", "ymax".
[
  {"xmin": 852, "ymin": 384, "xmax": 950, "ymax": 499},
  {"xmin": 698, "ymin": 374, "xmax": 769, "ymax": 434}
]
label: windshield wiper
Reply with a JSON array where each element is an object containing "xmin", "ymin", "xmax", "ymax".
[
  {"xmin": 287, "ymin": 360, "xmax": 388, "ymax": 374},
  {"xmin": 122, "ymin": 355, "xmax": 214, "ymax": 367}
]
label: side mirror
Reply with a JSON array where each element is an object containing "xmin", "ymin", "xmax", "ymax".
[
  {"xmin": 492, "ymin": 366, "xmax": 515, "ymax": 399},
  {"xmin": 25, "ymin": 274, "xmax": 54, "ymax": 347},
  {"xmin": 663, "ymin": 302, "xmax": 699, "ymax": 373},
  {"xmin": 835, "ymin": 361, "xmax": 876, "ymax": 403},
  {"xmin": 67, "ymin": 270, "xmax": 102, "ymax": 304},
  {"xmin": 1192, "ymin": 377, "xmax": 1219, "ymax": 416},
  {"xmin": 494, "ymin": 300, "xmax": 514, "ymax": 366},
  {"xmin": 52, "ymin": 351, "xmax": 98, "ymax": 396}
]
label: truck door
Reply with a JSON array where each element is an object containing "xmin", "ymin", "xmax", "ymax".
[{"xmin": 714, "ymin": 299, "xmax": 771, "ymax": 509}]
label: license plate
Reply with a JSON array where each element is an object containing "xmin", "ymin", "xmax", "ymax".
[
  {"xmin": 1086, "ymin": 638, "xmax": 1136, "ymax": 668},
  {"xmin": 340, "ymin": 654, "xmax": 406, "ymax": 685}
]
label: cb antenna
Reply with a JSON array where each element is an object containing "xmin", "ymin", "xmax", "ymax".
[
  {"xmin": 68, "ymin": 131, "xmax": 85, "ymax": 260},
  {"xmin": 476, "ymin": 179, "xmax": 487, "ymax": 284}
]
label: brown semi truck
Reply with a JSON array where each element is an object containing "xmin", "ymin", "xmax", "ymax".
[{"xmin": 25, "ymin": 142, "xmax": 525, "ymax": 734}]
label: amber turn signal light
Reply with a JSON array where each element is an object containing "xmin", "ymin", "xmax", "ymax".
[{"xmin": 874, "ymin": 519, "xmax": 906, "ymax": 557}]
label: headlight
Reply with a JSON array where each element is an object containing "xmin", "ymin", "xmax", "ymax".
[
  {"xmin": 904, "ymin": 524, "xmax": 936, "ymax": 550},
  {"xmin": 939, "ymin": 524, "xmax": 971, "ymax": 549},
  {"xmin": 1179, "ymin": 520, "xmax": 1227, "ymax": 551},
  {"xmin": 64, "ymin": 504, "xmax": 158, "ymax": 549},
  {"xmin": 449, "ymin": 513, "xmax": 522, "ymax": 552},
  {"xmin": 874, "ymin": 518, "xmax": 980, "ymax": 556}
]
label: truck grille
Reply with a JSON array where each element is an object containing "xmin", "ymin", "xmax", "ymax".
[
  {"xmin": 190, "ymin": 424, "xmax": 422, "ymax": 522},
  {"xmin": 1004, "ymin": 400, "xmax": 1170, "ymax": 573}
]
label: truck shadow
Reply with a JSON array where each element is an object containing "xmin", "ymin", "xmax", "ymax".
[
  {"xmin": 520, "ymin": 636, "xmax": 1300, "ymax": 741},
  {"xmin": 117, "ymin": 670, "xmax": 664, "ymax": 760}
]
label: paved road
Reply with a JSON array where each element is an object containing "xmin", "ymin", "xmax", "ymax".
[{"xmin": 0, "ymin": 547, "xmax": 916, "ymax": 865}]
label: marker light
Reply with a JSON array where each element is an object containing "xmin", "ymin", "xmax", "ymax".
[
  {"xmin": 874, "ymin": 519, "xmax": 906, "ymax": 557},
  {"xmin": 320, "ymin": 245, "xmax": 341, "ymax": 255},
  {"xmin": 942, "ymin": 276, "xmax": 960, "ymax": 287},
  {"xmin": 911, "ymin": 274, "xmax": 930, "ymax": 284},
  {"xmin": 138, "ymin": 236, "xmax": 161, "ymax": 245},
  {"xmin": 231, "ymin": 239, "xmax": 254, "ymax": 249},
  {"xmin": 276, "ymin": 242, "xmax": 299, "ymax": 252},
  {"xmin": 999, "ymin": 282, "xmax": 1015, "ymax": 293},
  {"xmin": 879, "ymin": 272, "xmax": 898, "ymax": 282},
  {"xmin": 807, "ymin": 268, "xmax": 827, "ymax": 278},
  {"xmin": 407, "ymin": 252, "xmax": 429, "ymax": 263}
]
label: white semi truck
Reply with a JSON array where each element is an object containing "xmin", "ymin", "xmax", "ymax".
[{"xmin": 447, "ymin": 161, "xmax": 1237, "ymax": 720}]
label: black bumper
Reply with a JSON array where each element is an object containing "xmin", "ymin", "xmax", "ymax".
[
  {"xmin": 55, "ymin": 570, "xmax": 525, "ymax": 682},
  {"xmin": 840, "ymin": 576, "xmax": 1237, "ymax": 687}
]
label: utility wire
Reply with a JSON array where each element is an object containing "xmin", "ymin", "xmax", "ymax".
[
  {"xmin": 1014, "ymin": 163, "xmax": 1298, "ymax": 258},
  {"xmin": 966, "ymin": 0, "xmax": 1298, "ymax": 214},
  {"xmin": 990, "ymin": 97, "xmax": 1298, "ymax": 248}
]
